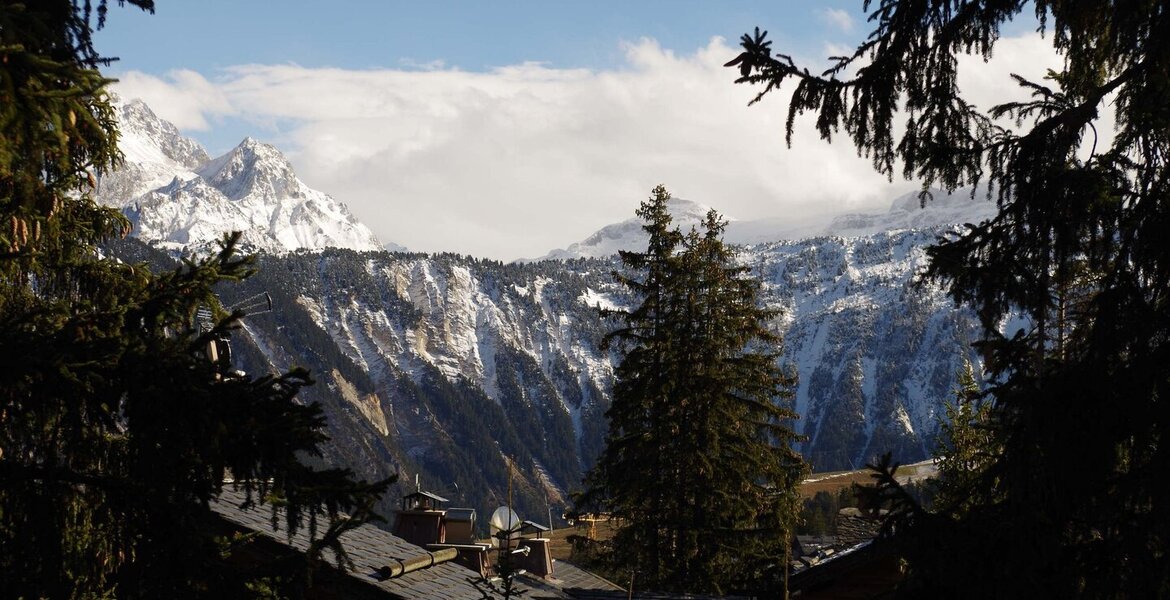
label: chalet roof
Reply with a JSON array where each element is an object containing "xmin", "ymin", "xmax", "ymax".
[
  {"xmin": 402, "ymin": 490, "xmax": 449, "ymax": 504},
  {"xmin": 835, "ymin": 507, "xmax": 883, "ymax": 546},
  {"xmin": 515, "ymin": 558, "xmax": 625, "ymax": 597},
  {"xmin": 558, "ymin": 591, "xmax": 750, "ymax": 599},
  {"xmin": 788, "ymin": 508, "xmax": 901, "ymax": 597},
  {"xmin": 520, "ymin": 519, "xmax": 551, "ymax": 535},
  {"xmin": 210, "ymin": 486, "xmax": 496, "ymax": 600},
  {"xmin": 553, "ymin": 560, "xmax": 625, "ymax": 592}
]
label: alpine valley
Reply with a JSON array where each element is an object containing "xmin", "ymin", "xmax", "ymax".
[{"xmin": 100, "ymin": 98, "xmax": 997, "ymax": 523}]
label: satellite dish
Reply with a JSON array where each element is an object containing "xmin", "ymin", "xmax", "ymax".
[{"xmin": 488, "ymin": 506, "xmax": 521, "ymax": 547}]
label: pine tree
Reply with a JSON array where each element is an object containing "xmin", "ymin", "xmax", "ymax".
[
  {"xmin": 0, "ymin": 2, "xmax": 388, "ymax": 596},
  {"xmin": 729, "ymin": 2, "xmax": 1170, "ymax": 596},
  {"xmin": 671, "ymin": 210, "xmax": 806, "ymax": 593},
  {"xmin": 578, "ymin": 185, "xmax": 682, "ymax": 588},
  {"xmin": 578, "ymin": 186, "xmax": 806, "ymax": 595},
  {"xmin": 932, "ymin": 360, "xmax": 998, "ymax": 519}
]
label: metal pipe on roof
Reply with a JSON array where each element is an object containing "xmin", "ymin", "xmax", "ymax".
[{"xmin": 378, "ymin": 547, "xmax": 459, "ymax": 579}]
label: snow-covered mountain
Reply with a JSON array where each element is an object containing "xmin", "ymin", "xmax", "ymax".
[
  {"xmin": 99, "ymin": 98, "xmax": 992, "ymax": 526},
  {"xmin": 97, "ymin": 99, "xmax": 383, "ymax": 254},
  {"xmin": 537, "ymin": 197, "xmax": 718, "ymax": 260},
  {"xmin": 749, "ymin": 230, "xmax": 982, "ymax": 468},
  {"xmin": 538, "ymin": 188, "xmax": 997, "ymax": 260},
  {"xmin": 823, "ymin": 188, "xmax": 998, "ymax": 238},
  {"xmin": 121, "ymin": 224, "xmax": 978, "ymax": 523}
]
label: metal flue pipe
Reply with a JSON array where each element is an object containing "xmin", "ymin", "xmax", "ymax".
[{"xmin": 378, "ymin": 547, "xmax": 459, "ymax": 579}]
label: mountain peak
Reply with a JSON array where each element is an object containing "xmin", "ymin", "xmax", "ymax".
[
  {"xmin": 237, "ymin": 136, "xmax": 267, "ymax": 149},
  {"xmin": 98, "ymin": 98, "xmax": 382, "ymax": 254},
  {"xmin": 114, "ymin": 97, "xmax": 209, "ymax": 169},
  {"xmin": 823, "ymin": 187, "xmax": 997, "ymax": 238},
  {"xmin": 197, "ymin": 137, "xmax": 299, "ymax": 202},
  {"xmin": 123, "ymin": 97, "xmax": 151, "ymax": 112},
  {"xmin": 664, "ymin": 197, "xmax": 722, "ymax": 223},
  {"xmin": 533, "ymin": 196, "xmax": 732, "ymax": 261},
  {"xmin": 230, "ymin": 136, "xmax": 285, "ymax": 161}
]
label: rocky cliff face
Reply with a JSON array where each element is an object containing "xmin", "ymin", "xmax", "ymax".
[
  {"xmin": 214, "ymin": 250, "xmax": 613, "ymax": 523},
  {"xmin": 203, "ymin": 228, "xmax": 981, "ymax": 523},
  {"xmin": 751, "ymin": 230, "xmax": 982, "ymax": 468}
]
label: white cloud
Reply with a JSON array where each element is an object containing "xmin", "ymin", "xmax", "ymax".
[
  {"xmin": 112, "ymin": 34, "xmax": 1063, "ymax": 260},
  {"xmin": 398, "ymin": 57, "xmax": 448, "ymax": 71},
  {"xmin": 956, "ymin": 34, "xmax": 1061, "ymax": 114},
  {"xmin": 820, "ymin": 8, "xmax": 854, "ymax": 33},
  {"xmin": 115, "ymin": 69, "xmax": 235, "ymax": 130},
  {"xmin": 956, "ymin": 35, "xmax": 1112, "ymax": 159}
]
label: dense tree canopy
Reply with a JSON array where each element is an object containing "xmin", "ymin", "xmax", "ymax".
[
  {"xmin": 730, "ymin": 1, "xmax": 1170, "ymax": 597},
  {"xmin": 0, "ymin": 2, "xmax": 387, "ymax": 596},
  {"xmin": 577, "ymin": 186, "xmax": 806, "ymax": 595}
]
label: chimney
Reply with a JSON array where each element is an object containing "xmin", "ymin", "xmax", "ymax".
[
  {"xmin": 444, "ymin": 508, "xmax": 477, "ymax": 544},
  {"xmin": 392, "ymin": 489, "xmax": 448, "ymax": 547},
  {"xmin": 516, "ymin": 520, "xmax": 554, "ymax": 578},
  {"xmin": 424, "ymin": 506, "xmax": 492, "ymax": 578}
]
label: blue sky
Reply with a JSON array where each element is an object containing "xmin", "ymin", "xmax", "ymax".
[
  {"xmin": 97, "ymin": 1, "xmax": 866, "ymax": 154},
  {"xmin": 98, "ymin": 2, "xmax": 857, "ymax": 72},
  {"xmin": 95, "ymin": 2, "xmax": 1056, "ymax": 259}
]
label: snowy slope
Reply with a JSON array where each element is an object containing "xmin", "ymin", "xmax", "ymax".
[
  {"xmin": 211, "ymin": 225, "xmax": 981, "ymax": 516},
  {"xmin": 824, "ymin": 188, "xmax": 998, "ymax": 238},
  {"xmin": 538, "ymin": 188, "xmax": 997, "ymax": 260},
  {"xmin": 748, "ymin": 230, "xmax": 982, "ymax": 468},
  {"xmin": 215, "ymin": 249, "xmax": 616, "ymax": 524},
  {"xmin": 536, "ymin": 197, "xmax": 720, "ymax": 261},
  {"xmin": 97, "ymin": 98, "xmax": 384, "ymax": 254},
  {"xmin": 96, "ymin": 99, "xmax": 207, "ymax": 209}
]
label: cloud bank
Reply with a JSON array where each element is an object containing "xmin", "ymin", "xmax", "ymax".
[
  {"xmin": 114, "ymin": 35, "xmax": 1059, "ymax": 260},
  {"xmin": 820, "ymin": 8, "xmax": 855, "ymax": 33}
]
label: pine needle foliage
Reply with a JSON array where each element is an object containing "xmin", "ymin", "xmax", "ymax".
[
  {"xmin": 729, "ymin": 1, "xmax": 1170, "ymax": 596},
  {"xmin": 0, "ymin": 2, "xmax": 389, "ymax": 597},
  {"xmin": 577, "ymin": 186, "xmax": 806, "ymax": 596},
  {"xmin": 932, "ymin": 360, "xmax": 1000, "ymax": 520}
]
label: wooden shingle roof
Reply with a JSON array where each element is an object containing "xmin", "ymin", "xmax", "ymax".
[
  {"xmin": 210, "ymin": 486, "xmax": 507, "ymax": 599},
  {"xmin": 516, "ymin": 558, "xmax": 626, "ymax": 597}
]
